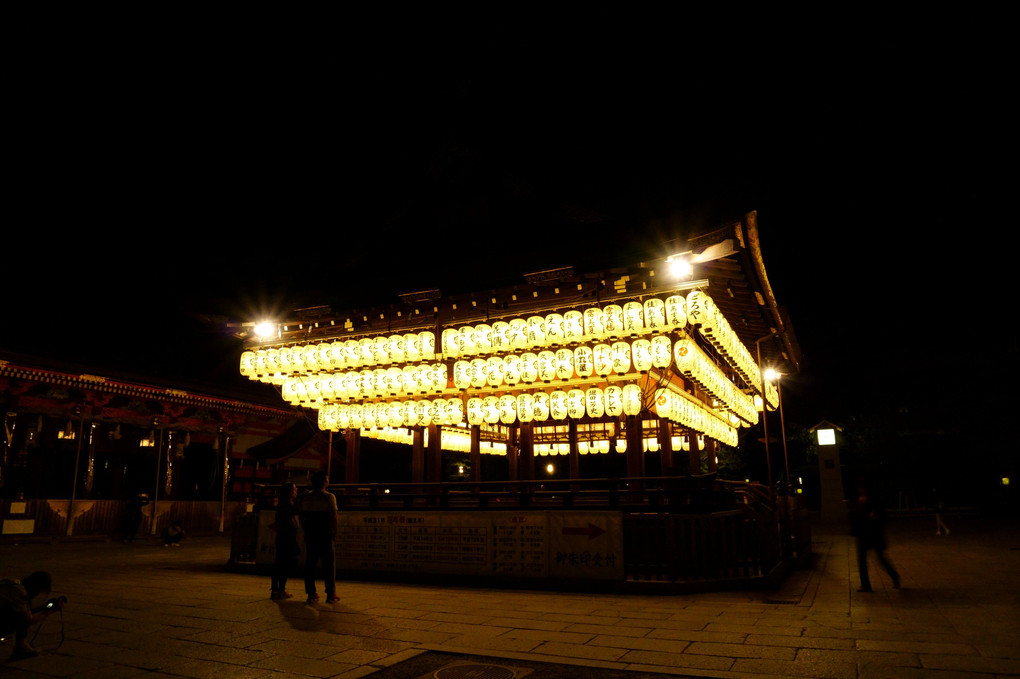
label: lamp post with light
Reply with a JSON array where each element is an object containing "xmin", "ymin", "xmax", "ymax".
[{"xmin": 764, "ymin": 368, "xmax": 791, "ymax": 499}]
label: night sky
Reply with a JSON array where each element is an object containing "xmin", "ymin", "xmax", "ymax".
[{"xmin": 5, "ymin": 24, "xmax": 1014, "ymax": 440}]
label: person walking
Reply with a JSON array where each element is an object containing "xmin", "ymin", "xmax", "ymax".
[
  {"xmin": 297, "ymin": 472, "xmax": 338, "ymax": 604},
  {"xmin": 849, "ymin": 480, "xmax": 900, "ymax": 592},
  {"xmin": 269, "ymin": 483, "xmax": 300, "ymax": 600}
]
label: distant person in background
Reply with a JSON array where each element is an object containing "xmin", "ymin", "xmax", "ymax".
[
  {"xmin": 161, "ymin": 521, "xmax": 185, "ymax": 547},
  {"xmin": 121, "ymin": 494, "xmax": 148, "ymax": 543},
  {"xmin": 933, "ymin": 488, "xmax": 951, "ymax": 536},
  {"xmin": 849, "ymin": 479, "xmax": 900, "ymax": 592},
  {"xmin": 270, "ymin": 483, "xmax": 300, "ymax": 600},
  {"xmin": 298, "ymin": 472, "xmax": 338, "ymax": 604}
]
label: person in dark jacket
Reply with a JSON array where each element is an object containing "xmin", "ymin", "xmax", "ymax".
[
  {"xmin": 849, "ymin": 480, "xmax": 900, "ymax": 592},
  {"xmin": 270, "ymin": 483, "xmax": 301, "ymax": 599},
  {"xmin": 298, "ymin": 472, "xmax": 338, "ymax": 604}
]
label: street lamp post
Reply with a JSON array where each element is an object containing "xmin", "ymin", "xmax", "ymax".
[{"xmin": 755, "ymin": 335, "xmax": 775, "ymax": 506}]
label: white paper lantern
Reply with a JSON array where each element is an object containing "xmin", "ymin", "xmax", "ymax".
[
  {"xmin": 336, "ymin": 404, "xmax": 350, "ymax": 429},
  {"xmin": 281, "ymin": 377, "xmax": 299, "ymax": 404},
  {"xmin": 611, "ymin": 341, "xmax": 631, "ymax": 374},
  {"xmin": 317, "ymin": 374, "xmax": 336, "ymax": 401},
  {"xmin": 509, "ymin": 318, "xmax": 528, "ymax": 348},
  {"xmin": 491, "ymin": 321, "xmax": 509, "ymax": 353},
  {"xmin": 486, "ymin": 356, "xmax": 506, "ymax": 387},
  {"xmin": 402, "ymin": 400, "xmax": 417, "ymax": 427},
  {"xmin": 499, "ymin": 394, "xmax": 517, "ymax": 424},
  {"xmin": 418, "ymin": 331, "xmax": 436, "ymax": 360},
  {"xmin": 363, "ymin": 403, "xmax": 379, "ymax": 429},
  {"xmin": 344, "ymin": 340, "xmax": 361, "ymax": 368},
  {"xmin": 586, "ymin": 387, "xmax": 605, "ymax": 418},
  {"xmin": 442, "ymin": 328, "xmax": 460, "ymax": 359},
  {"xmin": 359, "ymin": 337, "xmax": 374, "ymax": 366},
  {"xmin": 414, "ymin": 399, "xmax": 433, "ymax": 427},
  {"xmin": 623, "ymin": 301, "xmax": 644, "ymax": 336},
  {"xmin": 622, "ymin": 383, "xmax": 643, "ymax": 416},
  {"xmin": 566, "ymin": 389, "xmax": 586, "ymax": 419},
  {"xmin": 316, "ymin": 344, "xmax": 334, "ymax": 372},
  {"xmin": 342, "ymin": 372, "xmax": 358, "ymax": 401},
  {"xmin": 503, "ymin": 354, "xmax": 521, "ymax": 385},
  {"xmin": 429, "ymin": 362, "xmax": 448, "ymax": 393},
  {"xmin": 447, "ymin": 398, "xmax": 465, "ymax": 425},
  {"xmin": 632, "ymin": 338, "xmax": 653, "ymax": 373},
  {"xmin": 603, "ymin": 304, "xmax": 624, "ymax": 338},
  {"xmin": 674, "ymin": 339, "xmax": 697, "ymax": 374},
  {"xmin": 453, "ymin": 360, "xmax": 472, "ymax": 390},
  {"xmin": 432, "ymin": 398, "xmax": 450, "ymax": 426},
  {"xmin": 470, "ymin": 358, "xmax": 488, "ymax": 388},
  {"xmin": 474, "ymin": 323, "xmax": 493, "ymax": 355},
  {"xmin": 516, "ymin": 393, "xmax": 535, "ymax": 423},
  {"xmin": 653, "ymin": 388, "xmax": 673, "ymax": 418},
  {"xmin": 520, "ymin": 352, "xmax": 538, "ymax": 383},
  {"xmin": 466, "ymin": 397, "xmax": 485, "ymax": 426},
  {"xmin": 563, "ymin": 310, "xmax": 583, "ymax": 343},
  {"xmin": 482, "ymin": 395, "xmax": 500, "ymax": 424},
  {"xmin": 387, "ymin": 335, "xmax": 405, "ymax": 363},
  {"xmin": 532, "ymin": 392, "xmax": 550, "ymax": 421},
  {"xmin": 349, "ymin": 404, "xmax": 364, "ymax": 429},
  {"xmin": 373, "ymin": 368, "xmax": 388, "ymax": 397},
  {"xmin": 573, "ymin": 345, "xmax": 593, "ymax": 378},
  {"xmin": 593, "ymin": 343, "xmax": 613, "ymax": 376},
  {"xmin": 606, "ymin": 386, "xmax": 625, "ymax": 417},
  {"xmin": 651, "ymin": 335, "xmax": 672, "ymax": 368},
  {"xmin": 537, "ymin": 350, "xmax": 557, "ymax": 382},
  {"xmin": 583, "ymin": 307, "xmax": 606, "ymax": 339},
  {"xmin": 644, "ymin": 298, "xmax": 665, "ymax": 330},
  {"xmin": 387, "ymin": 401, "xmax": 404, "ymax": 427},
  {"xmin": 555, "ymin": 348, "xmax": 575, "ymax": 381},
  {"xmin": 456, "ymin": 325, "xmax": 475, "ymax": 357},
  {"xmin": 550, "ymin": 390, "xmax": 568, "ymax": 420},
  {"xmin": 665, "ymin": 295, "xmax": 687, "ymax": 330},
  {"xmin": 329, "ymin": 373, "xmax": 347, "ymax": 400},
  {"xmin": 686, "ymin": 290, "xmax": 710, "ymax": 326},
  {"xmin": 372, "ymin": 336, "xmax": 388, "ymax": 364},
  {"xmin": 329, "ymin": 341, "xmax": 347, "ymax": 371},
  {"xmin": 239, "ymin": 351, "xmax": 256, "ymax": 378},
  {"xmin": 527, "ymin": 316, "xmax": 547, "ymax": 347},
  {"xmin": 404, "ymin": 333, "xmax": 421, "ymax": 362},
  {"xmin": 545, "ymin": 313, "xmax": 564, "ymax": 346}
]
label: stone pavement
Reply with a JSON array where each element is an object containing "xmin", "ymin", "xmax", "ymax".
[{"xmin": 1, "ymin": 515, "xmax": 1018, "ymax": 679}]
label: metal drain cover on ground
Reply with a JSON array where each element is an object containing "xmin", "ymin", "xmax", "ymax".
[{"xmin": 432, "ymin": 661, "xmax": 530, "ymax": 679}]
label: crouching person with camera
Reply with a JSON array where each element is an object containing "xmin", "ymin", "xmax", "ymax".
[{"xmin": 0, "ymin": 571, "xmax": 65, "ymax": 661}]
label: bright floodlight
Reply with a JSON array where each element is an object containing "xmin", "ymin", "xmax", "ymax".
[
  {"xmin": 253, "ymin": 321, "xmax": 276, "ymax": 340},
  {"xmin": 764, "ymin": 368, "xmax": 782, "ymax": 382},
  {"xmin": 666, "ymin": 255, "xmax": 693, "ymax": 279}
]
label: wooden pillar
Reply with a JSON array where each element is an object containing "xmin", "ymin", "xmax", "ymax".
[
  {"xmin": 625, "ymin": 415, "xmax": 644, "ymax": 480},
  {"xmin": 657, "ymin": 418, "xmax": 673, "ymax": 475},
  {"xmin": 411, "ymin": 427, "xmax": 425, "ymax": 484},
  {"xmin": 427, "ymin": 424, "xmax": 442, "ymax": 483},
  {"xmin": 507, "ymin": 425, "xmax": 519, "ymax": 483},
  {"xmin": 705, "ymin": 437, "xmax": 717, "ymax": 474},
  {"xmin": 345, "ymin": 428, "xmax": 361, "ymax": 484},
  {"xmin": 470, "ymin": 424, "xmax": 481, "ymax": 483},
  {"xmin": 519, "ymin": 422, "xmax": 534, "ymax": 482},
  {"xmin": 690, "ymin": 432, "xmax": 703, "ymax": 476},
  {"xmin": 568, "ymin": 420, "xmax": 580, "ymax": 490}
]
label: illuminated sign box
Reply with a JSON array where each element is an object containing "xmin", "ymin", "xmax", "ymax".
[{"xmin": 817, "ymin": 428, "xmax": 836, "ymax": 446}]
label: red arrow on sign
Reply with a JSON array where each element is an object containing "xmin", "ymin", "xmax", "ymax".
[{"xmin": 562, "ymin": 523, "xmax": 606, "ymax": 539}]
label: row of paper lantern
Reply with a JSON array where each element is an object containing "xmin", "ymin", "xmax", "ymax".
[
  {"xmin": 241, "ymin": 294, "xmax": 693, "ymax": 381},
  {"xmin": 652, "ymin": 387, "xmax": 738, "ymax": 447},
  {"xmin": 673, "ymin": 338, "xmax": 759, "ymax": 424},
  {"xmin": 687, "ymin": 290, "xmax": 764, "ymax": 398}
]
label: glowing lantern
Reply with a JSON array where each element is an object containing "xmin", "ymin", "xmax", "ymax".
[
  {"xmin": 362, "ymin": 403, "xmax": 378, "ymax": 429},
  {"xmin": 474, "ymin": 324, "xmax": 493, "ymax": 355},
  {"xmin": 447, "ymin": 398, "xmax": 465, "ymax": 425},
  {"xmin": 653, "ymin": 388, "xmax": 673, "ymax": 418},
  {"xmin": 491, "ymin": 321, "xmax": 509, "ymax": 353},
  {"xmin": 555, "ymin": 348, "xmax": 575, "ymax": 380},
  {"xmin": 349, "ymin": 404, "xmax": 363, "ymax": 430},
  {"xmin": 632, "ymin": 338, "xmax": 653, "ymax": 372},
  {"xmin": 503, "ymin": 354, "xmax": 522, "ymax": 385},
  {"xmin": 329, "ymin": 373, "xmax": 346, "ymax": 400},
  {"xmin": 402, "ymin": 333, "xmax": 419, "ymax": 362},
  {"xmin": 240, "ymin": 351, "xmax": 256, "ymax": 378},
  {"xmin": 387, "ymin": 335, "xmax": 405, "ymax": 363},
  {"xmin": 359, "ymin": 337, "xmax": 375, "ymax": 366},
  {"xmin": 516, "ymin": 393, "xmax": 535, "ymax": 422},
  {"xmin": 604, "ymin": 386, "xmax": 623, "ymax": 416},
  {"xmin": 549, "ymin": 390, "xmax": 568, "ymax": 420},
  {"xmin": 372, "ymin": 336, "xmax": 388, "ymax": 364},
  {"xmin": 611, "ymin": 341, "xmax": 631, "ymax": 374},
  {"xmin": 344, "ymin": 340, "xmax": 361, "ymax": 368},
  {"xmin": 342, "ymin": 372, "xmax": 358, "ymax": 401},
  {"xmin": 686, "ymin": 290, "xmax": 710, "ymax": 326},
  {"xmin": 415, "ymin": 399, "xmax": 433, "ymax": 427},
  {"xmin": 644, "ymin": 298, "xmax": 665, "ymax": 330},
  {"xmin": 429, "ymin": 363, "xmax": 448, "ymax": 393},
  {"xmin": 537, "ymin": 350, "xmax": 557, "ymax": 382},
  {"xmin": 665, "ymin": 295, "xmax": 687, "ymax": 330},
  {"xmin": 442, "ymin": 328, "xmax": 460, "ymax": 359},
  {"xmin": 336, "ymin": 404, "xmax": 350, "ymax": 429},
  {"xmin": 482, "ymin": 395, "xmax": 500, "ymax": 424},
  {"xmin": 532, "ymin": 392, "xmax": 550, "ymax": 421},
  {"xmin": 453, "ymin": 361, "xmax": 472, "ymax": 390},
  {"xmin": 317, "ymin": 344, "xmax": 334, "ymax": 372},
  {"xmin": 520, "ymin": 353, "xmax": 539, "ymax": 383},
  {"xmin": 603, "ymin": 304, "xmax": 624, "ymax": 338},
  {"xmin": 281, "ymin": 377, "xmax": 299, "ymax": 404},
  {"xmin": 566, "ymin": 389, "xmax": 586, "ymax": 419},
  {"xmin": 470, "ymin": 358, "xmax": 488, "ymax": 388},
  {"xmin": 432, "ymin": 398, "xmax": 450, "ymax": 426},
  {"xmin": 419, "ymin": 331, "xmax": 436, "ymax": 360},
  {"xmin": 583, "ymin": 307, "xmax": 606, "ymax": 339},
  {"xmin": 674, "ymin": 339, "xmax": 697, "ymax": 374},
  {"xmin": 651, "ymin": 335, "xmax": 672, "ymax": 368},
  {"xmin": 545, "ymin": 313, "xmax": 564, "ymax": 346},
  {"xmin": 509, "ymin": 318, "xmax": 528, "ymax": 348},
  {"xmin": 527, "ymin": 316, "xmax": 547, "ymax": 347},
  {"xmin": 499, "ymin": 394, "xmax": 517, "ymax": 424},
  {"xmin": 330, "ymin": 341, "xmax": 347, "ymax": 370},
  {"xmin": 622, "ymin": 383, "xmax": 643, "ymax": 415},
  {"xmin": 486, "ymin": 356, "xmax": 505, "ymax": 387},
  {"xmin": 304, "ymin": 345, "xmax": 322, "ymax": 372},
  {"xmin": 623, "ymin": 301, "xmax": 644, "ymax": 336},
  {"xmin": 318, "ymin": 375, "xmax": 336, "ymax": 400},
  {"xmin": 371, "ymin": 368, "xmax": 386, "ymax": 397},
  {"xmin": 593, "ymin": 343, "xmax": 613, "ymax": 376},
  {"xmin": 402, "ymin": 400, "xmax": 417, "ymax": 427},
  {"xmin": 387, "ymin": 401, "xmax": 404, "ymax": 427},
  {"xmin": 573, "ymin": 345, "xmax": 593, "ymax": 378},
  {"xmin": 456, "ymin": 325, "xmax": 476, "ymax": 357},
  {"xmin": 586, "ymin": 387, "xmax": 605, "ymax": 418},
  {"xmin": 400, "ymin": 365, "xmax": 415, "ymax": 394},
  {"xmin": 563, "ymin": 310, "xmax": 583, "ymax": 343}
]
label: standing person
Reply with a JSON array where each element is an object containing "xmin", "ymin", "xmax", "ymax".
[
  {"xmin": 933, "ymin": 487, "xmax": 951, "ymax": 536},
  {"xmin": 0, "ymin": 571, "xmax": 64, "ymax": 660},
  {"xmin": 298, "ymin": 471, "xmax": 338, "ymax": 604},
  {"xmin": 121, "ymin": 494, "xmax": 148, "ymax": 543},
  {"xmin": 270, "ymin": 483, "xmax": 300, "ymax": 600},
  {"xmin": 849, "ymin": 480, "xmax": 900, "ymax": 592}
]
